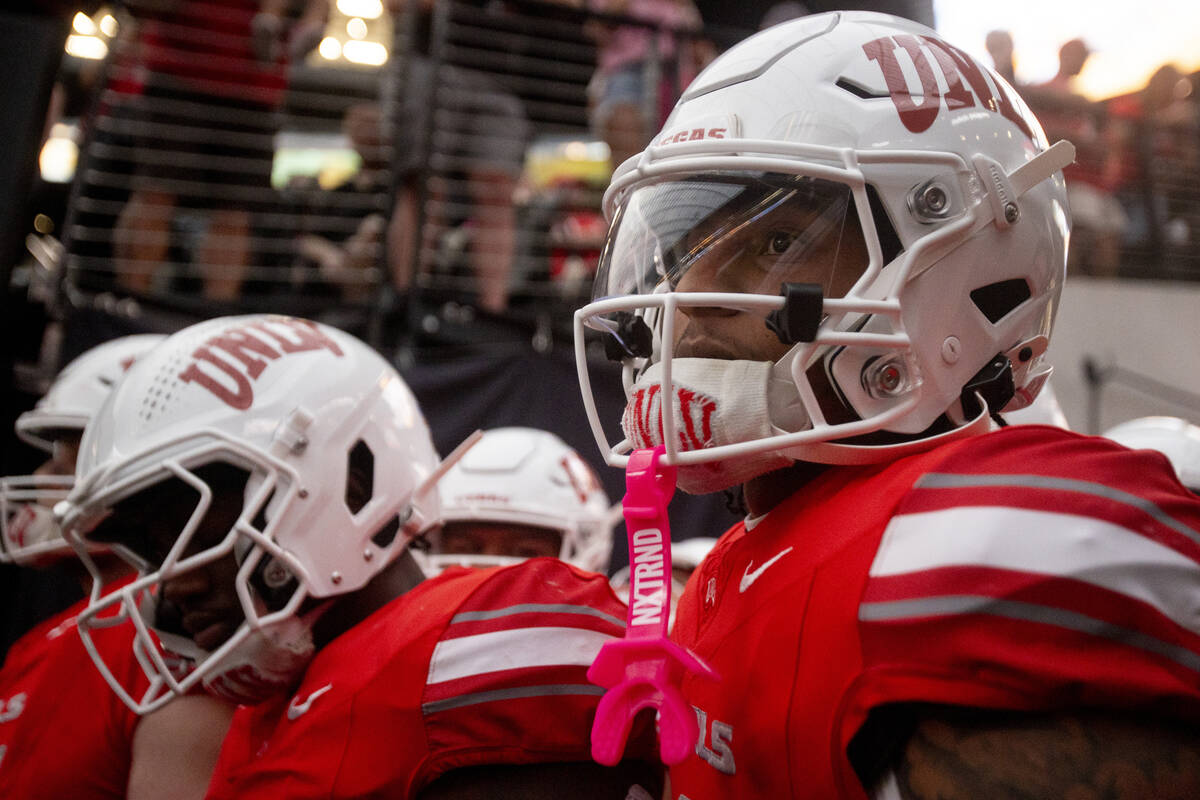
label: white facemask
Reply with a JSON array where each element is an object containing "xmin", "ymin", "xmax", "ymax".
[
  {"xmin": 151, "ymin": 604, "xmax": 321, "ymax": 706},
  {"xmin": 622, "ymin": 357, "xmax": 810, "ymax": 494}
]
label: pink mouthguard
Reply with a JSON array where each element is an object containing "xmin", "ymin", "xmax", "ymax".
[{"xmin": 588, "ymin": 446, "xmax": 718, "ymax": 766}]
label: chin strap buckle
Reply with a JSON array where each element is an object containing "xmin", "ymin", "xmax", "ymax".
[
  {"xmin": 603, "ymin": 312, "xmax": 655, "ymax": 362},
  {"xmin": 765, "ymin": 282, "xmax": 824, "ymax": 345},
  {"xmin": 960, "ymin": 353, "xmax": 1015, "ymax": 421}
]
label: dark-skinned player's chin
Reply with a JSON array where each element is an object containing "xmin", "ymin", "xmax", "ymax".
[
  {"xmin": 575, "ymin": 10, "xmax": 1200, "ymax": 800},
  {"xmin": 60, "ymin": 315, "xmax": 662, "ymax": 799}
]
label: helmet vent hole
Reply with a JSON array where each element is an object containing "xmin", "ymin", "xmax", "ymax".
[
  {"xmin": 345, "ymin": 440, "xmax": 374, "ymax": 515},
  {"xmin": 371, "ymin": 515, "xmax": 401, "ymax": 549},
  {"xmin": 835, "ymin": 77, "xmax": 889, "ymax": 100},
  {"xmin": 250, "ymin": 488, "xmax": 274, "ymax": 533},
  {"xmin": 865, "ymin": 185, "xmax": 903, "ymax": 266},
  {"xmin": 970, "ymin": 279, "xmax": 1032, "ymax": 324}
]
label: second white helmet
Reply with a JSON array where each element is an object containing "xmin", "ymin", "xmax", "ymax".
[
  {"xmin": 1, "ymin": 333, "xmax": 165, "ymax": 565},
  {"xmin": 59, "ymin": 315, "xmax": 442, "ymax": 713},
  {"xmin": 429, "ymin": 427, "xmax": 615, "ymax": 573}
]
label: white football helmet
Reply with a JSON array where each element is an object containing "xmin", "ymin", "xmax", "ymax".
[
  {"xmin": 58, "ymin": 315, "xmax": 443, "ymax": 714},
  {"xmin": 1, "ymin": 333, "xmax": 165, "ymax": 565},
  {"xmin": 427, "ymin": 427, "xmax": 615, "ymax": 573},
  {"xmin": 573, "ymin": 11, "xmax": 1074, "ymax": 493},
  {"xmin": 1104, "ymin": 416, "xmax": 1200, "ymax": 492}
]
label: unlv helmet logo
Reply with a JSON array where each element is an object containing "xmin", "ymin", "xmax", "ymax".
[
  {"xmin": 862, "ymin": 33, "xmax": 1034, "ymax": 140},
  {"xmin": 178, "ymin": 318, "xmax": 344, "ymax": 410},
  {"xmin": 623, "ymin": 383, "xmax": 717, "ymax": 452},
  {"xmin": 559, "ymin": 452, "xmax": 602, "ymax": 504}
]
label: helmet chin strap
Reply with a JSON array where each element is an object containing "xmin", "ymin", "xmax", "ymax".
[{"xmin": 788, "ymin": 403, "xmax": 994, "ymax": 466}]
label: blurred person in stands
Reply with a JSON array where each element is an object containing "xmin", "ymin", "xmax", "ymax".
[
  {"xmin": 1105, "ymin": 416, "xmax": 1200, "ymax": 493},
  {"xmin": 584, "ymin": 0, "xmax": 706, "ymax": 169},
  {"xmin": 1110, "ymin": 64, "xmax": 1200, "ymax": 259},
  {"xmin": 111, "ymin": 0, "xmax": 324, "ymax": 301},
  {"xmin": 425, "ymin": 426, "xmax": 616, "ymax": 574},
  {"xmin": 758, "ymin": 1, "xmax": 810, "ymax": 30},
  {"xmin": 1024, "ymin": 38, "xmax": 1127, "ymax": 276},
  {"xmin": 0, "ymin": 334, "xmax": 233, "ymax": 800},
  {"xmin": 58, "ymin": 315, "xmax": 661, "ymax": 798},
  {"xmin": 291, "ymin": 102, "xmax": 391, "ymax": 305},
  {"xmin": 387, "ymin": 0, "xmax": 532, "ymax": 315},
  {"xmin": 985, "ymin": 29, "xmax": 1016, "ymax": 86}
]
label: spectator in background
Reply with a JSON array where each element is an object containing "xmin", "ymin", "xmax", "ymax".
[
  {"xmin": 584, "ymin": 0, "xmax": 705, "ymax": 169},
  {"xmin": 985, "ymin": 29, "xmax": 1016, "ymax": 85},
  {"xmin": 111, "ymin": 0, "xmax": 324, "ymax": 302},
  {"xmin": 387, "ymin": 0, "xmax": 531, "ymax": 315},
  {"xmin": 759, "ymin": 2, "xmax": 810, "ymax": 30},
  {"xmin": 1024, "ymin": 38, "xmax": 1127, "ymax": 276},
  {"xmin": 290, "ymin": 102, "xmax": 390, "ymax": 305},
  {"xmin": 1110, "ymin": 64, "xmax": 1200, "ymax": 261}
]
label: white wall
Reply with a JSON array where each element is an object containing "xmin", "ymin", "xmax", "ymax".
[{"xmin": 1046, "ymin": 277, "xmax": 1200, "ymax": 435}]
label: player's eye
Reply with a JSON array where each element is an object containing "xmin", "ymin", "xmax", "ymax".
[{"xmin": 763, "ymin": 230, "xmax": 797, "ymax": 256}]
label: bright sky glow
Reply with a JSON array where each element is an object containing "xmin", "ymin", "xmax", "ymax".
[{"xmin": 934, "ymin": 0, "xmax": 1200, "ymax": 100}]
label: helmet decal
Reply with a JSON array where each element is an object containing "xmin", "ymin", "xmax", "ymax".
[
  {"xmin": 560, "ymin": 450, "xmax": 605, "ymax": 505},
  {"xmin": 657, "ymin": 126, "xmax": 728, "ymax": 146},
  {"xmin": 178, "ymin": 317, "xmax": 346, "ymax": 410},
  {"xmin": 863, "ymin": 33, "xmax": 1034, "ymax": 139}
]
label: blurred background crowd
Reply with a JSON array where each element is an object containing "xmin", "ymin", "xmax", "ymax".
[{"xmin": 3, "ymin": 0, "xmax": 1200, "ymax": 648}]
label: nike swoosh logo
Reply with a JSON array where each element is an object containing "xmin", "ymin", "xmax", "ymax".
[
  {"xmin": 287, "ymin": 683, "xmax": 333, "ymax": 720},
  {"xmin": 739, "ymin": 547, "xmax": 793, "ymax": 593}
]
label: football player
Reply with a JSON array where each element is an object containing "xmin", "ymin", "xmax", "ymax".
[
  {"xmin": 424, "ymin": 426, "xmax": 615, "ymax": 573},
  {"xmin": 573, "ymin": 11, "xmax": 1200, "ymax": 799},
  {"xmin": 0, "ymin": 334, "xmax": 232, "ymax": 800},
  {"xmin": 57, "ymin": 315, "xmax": 660, "ymax": 799},
  {"xmin": 1105, "ymin": 416, "xmax": 1200, "ymax": 493}
]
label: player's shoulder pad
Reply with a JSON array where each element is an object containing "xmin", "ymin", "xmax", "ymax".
[
  {"xmin": 448, "ymin": 557, "xmax": 628, "ymax": 637},
  {"xmin": 419, "ymin": 559, "xmax": 629, "ymax": 764},
  {"xmin": 861, "ymin": 423, "xmax": 1200, "ymax": 685}
]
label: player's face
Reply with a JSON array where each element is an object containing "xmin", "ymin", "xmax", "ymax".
[
  {"xmin": 439, "ymin": 521, "xmax": 562, "ymax": 560},
  {"xmin": 92, "ymin": 463, "xmax": 248, "ymax": 652},
  {"xmin": 670, "ymin": 201, "xmax": 868, "ymax": 363}
]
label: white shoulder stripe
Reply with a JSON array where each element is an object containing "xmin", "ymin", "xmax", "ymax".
[
  {"xmin": 872, "ymin": 506, "xmax": 1200, "ymax": 637},
  {"xmin": 916, "ymin": 472, "xmax": 1200, "ymax": 548},
  {"xmin": 428, "ymin": 627, "xmax": 614, "ymax": 685}
]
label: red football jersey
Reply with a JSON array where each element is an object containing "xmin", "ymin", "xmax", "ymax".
[
  {"xmin": 0, "ymin": 592, "xmax": 147, "ymax": 799},
  {"xmin": 205, "ymin": 557, "xmax": 634, "ymax": 799},
  {"xmin": 668, "ymin": 425, "xmax": 1200, "ymax": 799}
]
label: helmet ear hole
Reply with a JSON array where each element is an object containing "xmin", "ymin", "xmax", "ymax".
[
  {"xmin": 371, "ymin": 515, "xmax": 401, "ymax": 550},
  {"xmin": 969, "ymin": 279, "xmax": 1032, "ymax": 323},
  {"xmin": 345, "ymin": 440, "xmax": 375, "ymax": 515}
]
